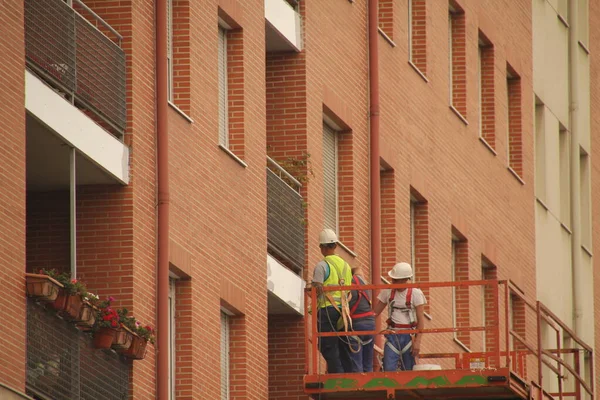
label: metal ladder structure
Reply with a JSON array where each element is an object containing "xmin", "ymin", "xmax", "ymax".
[{"xmin": 303, "ymin": 280, "xmax": 594, "ymax": 399}]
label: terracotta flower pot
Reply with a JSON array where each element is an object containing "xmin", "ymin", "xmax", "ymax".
[
  {"xmin": 25, "ymin": 273, "xmax": 63, "ymax": 302},
  {"xmin": 50, "ymin": 289, "xmax": 69, "ymax": 311},
  {"xmin": 63, "ymin": 293, "xmax": 84, "ymax": 320},
  {"xmin": 123, "ymin": 334, "xmax": 148, "ymax": 360},
  {"xmin": 93, "ymin": 327, "xmax": 118, "ymax": 349},
  {"xmin": 76, "ymin": 302, "xmax": 96, "ymax": 329},
  {"xmin": 112, "ymin": 326, "xmax": 134, "ymax": 350}
]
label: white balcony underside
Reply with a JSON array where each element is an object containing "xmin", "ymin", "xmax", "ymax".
[
  {"xmin": 25, "ymin": 70, "xmax": 129, "ymax": 188},
  {"xmin": 265, "ymin": 0, "xmax": 302, "ymax": 52},
  {"xmin": 267, "ymin": 254, "xmax": 305, "ymax": 315}
]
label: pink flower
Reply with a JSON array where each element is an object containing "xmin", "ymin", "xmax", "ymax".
[
  {"xmin": 71, "ymin": 279, "xmax": 78, "ymax": 283},
  {"xmin": 108, "ymin": 296, "xmax": 115, "ymax": 302},
  {"xmin": 135, "ymin": 321, "xmax": 141, "ymax": 327}
]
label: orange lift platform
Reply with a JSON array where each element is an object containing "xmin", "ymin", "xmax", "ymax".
[{"xmin": 303, "ymin": 280, "xmax": 594, "ymax": 400}]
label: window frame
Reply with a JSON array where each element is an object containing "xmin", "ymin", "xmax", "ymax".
[
  {"xmin": 323, "ymin": 122, "xmax": 339, "ymax": 235},
  {"xmin": 218, "ymin": 26, "xmax": 229, "ymax": 148}
]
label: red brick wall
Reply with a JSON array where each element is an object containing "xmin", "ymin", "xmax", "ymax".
[
  {"xmin": 411, "ymin": 190, "xmax": 429, "ymax": 313},
  {"xmin": 450, "ymin": 3, "xmax": 467, "ymax": 117},
  {"xmin": 379, "ymin": 0, "xmax": 393, "ymax": 40},
  {"xmin": 507, "ymin": 66, "xmax": 523, "ymax": 177},
  {"xmin": 26, "ymin": 191, "xmax": 70, "ymax": 274},
  {"xmin": 482, "ymin": 261, "xmax": 497, "ymax": 353},
  {"xmin": 479, "ymin": 33, "xmax": 495, "ymax": 148},
  {"xmin": 381, "ymin": 170, "xmax": 396, "ymax": 270},
  {"xmin": 410, "ymin": 0, "xmax": 427, "ymax": 74},
  {"xmin": 228, "ymin": 29, "xmax": 245, "ymax": 159},
  {"xmin": 268, "ymin": 316, "xmax": 305, "ymax": 399},
  {"xmin": 172, "ymin": 0, "xmax": 191, "ymax": 114},
  {"xmin": 0, "ymin": 0, "xmax": 26, "ymax": 390},
  {"xmin": 453, "ymin": 237, "xmax": 470, "ymax": 347}
]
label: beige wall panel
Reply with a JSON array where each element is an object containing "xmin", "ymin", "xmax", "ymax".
[
  {"xmin": 543, "ymin": 109, "xmax": 561, "ymax": 213},
  {"xmin": 579, "ymin": 251, "xmax": 595, "ymax": 345},
  {"xmin": 536, "ymin": 204, "xmax": 573, "ymax": 324},
  {"xmin": 577, "ymin": 48, "xmax": 591, "ymax": 153},
  {"xmin": 533, "ymin": 0, "xmax": 569, "ymax": 126}
]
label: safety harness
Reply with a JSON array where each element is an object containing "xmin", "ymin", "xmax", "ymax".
[
  {"xmin": 349, "ymin": 275, "xmax": 375, "ymax": 319},
  {"xmin": 386, "ymin": 288, "xmax": 417, "ymax": 329}
]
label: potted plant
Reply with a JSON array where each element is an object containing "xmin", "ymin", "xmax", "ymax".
[
  {"xmin": 93, "ymin": 297, "xmax": 120, "ymax": 349},
  {"xmin": 112, "ymin": 308, "xmax": 136, "ymax": 351},
  {"xmin": 42, "ymin": 269, "xmax": 87, "ymax": 321},
  {"xmin": 123, "ymin": 322, "xmax": 155, "ymax": 360},
  {"xmin": 25, "ymin": 272, "xmax": 63, "ymax": 302},
  {"xmin": 77, "ymin": 292, "xmax": 99, "ymax": 330}
]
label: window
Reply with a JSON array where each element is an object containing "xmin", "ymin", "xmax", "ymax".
[
  {"xmin": 218, "ymin": 26, "xmax": 229, "ymax": 148},
  {"xmin": 559, "ymin": 125, "xmax": 571, "ymax": 225},
  {"xmin": 580, "ymin": 149, "xmax": 591, "ymax": 248},
  {"xmin": 534, "ymin": 102, "xmax": 546, "ymax": 201},
  {"xmin": 168, "ymin": 279, "xmax": 176, "ymax": 400},
  {"xmin": 378, "ymin": 0, "xmax": 393, "ymax": 40},
  {"xmin": 166, "ymin": 0, "xmax": 191, "ymax": 113},
  {"xmin": 218, "ymin": 23, "xmax": 245, "ymax": 158},
  {"xmin": 323, "ymin": 123, "xmax": 338, "ymax": 234},
  {"xmin": 408, "ymin": 0, "xmax": 427, "ymax": 74},
  {"xmin": 410, "ymin": 189, "xmax": 429, "ymax": 312},
  {"xmin": 449, "ymin": 1, "xmax": 466, "ymax": 117},
  {"xmin": 507, "ymin": 64, "xmax": 523, "ymax": 178},
  {"xmin": 451, "ymin": 231, "xmax": 469, "ymax": 348},
  {"xmin": 220, "ymin": 311, "xmax": 230, "ymax": 400},
  {"xmin": 478, "ymin": 32, "xmax": 495, "ymax": 148},
  {"xmin": 410, "ymin": 198, "xmax": 416, "ymax": 269}
]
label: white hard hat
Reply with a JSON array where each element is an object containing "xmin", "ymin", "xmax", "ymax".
[
  {"xmin": 388, "ymin": 262, "xmax": 413, "ymax": 279},
  {"xmin": 319, "ymin": 229, "xmax": 338, "ymax": 245}
]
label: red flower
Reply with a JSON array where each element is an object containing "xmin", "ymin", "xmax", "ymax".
[{"xmin": 111, "ymin": 320, "xmax": 118, "ymax": 328}]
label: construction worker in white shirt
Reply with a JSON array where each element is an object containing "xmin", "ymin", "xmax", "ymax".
[
  {"xmin": 373, "ymin": 262, "xmax": 426, "ymax": 371},
  {"xmin": 311, "ymin": 229, "xmax": 353, "ymax": 373}
]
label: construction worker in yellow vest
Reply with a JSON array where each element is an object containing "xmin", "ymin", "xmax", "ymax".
[{"xmin": 311, "ymin": 229, "xmax": 353, "ymax": 373}]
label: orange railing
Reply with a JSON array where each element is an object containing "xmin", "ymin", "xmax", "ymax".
[{"xmin": 304, "ymin": 280, "xmax": 594, "ymax": 399}]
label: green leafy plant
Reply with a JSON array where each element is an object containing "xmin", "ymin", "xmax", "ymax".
[
  {"xmin": 116, "ymin": 307, "xmax": 155, "ymax": 344},
  {"xmin": 41, "ymin": 269, "xmax": 88, "ymax": 297},
  {"xmin": 94, "ymin": 296, "xmax": 120, "ymax": 329}
]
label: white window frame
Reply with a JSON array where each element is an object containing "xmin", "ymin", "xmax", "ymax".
[
  {"xmin": 323, "ymin": 122, "xmax": 339, "ymax": 235},
  {"xmin": 167, "ymin": 0, "xmax": 173, "ymax": 102},
  {"xmin": 168, "ymin": 279, "xmax": 176, "ymax": 400},
  {"xmin": 220, "ymin": 310, "xmax": 231, "ymax": 400},
  {"xmin": 218, "ymin": 26, "xmax": 229, "ymax": 148}
]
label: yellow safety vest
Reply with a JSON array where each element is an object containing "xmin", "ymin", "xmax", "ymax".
[{"xmin": 319, "ymin": 255, "xmax": 353, "ymax": 308}]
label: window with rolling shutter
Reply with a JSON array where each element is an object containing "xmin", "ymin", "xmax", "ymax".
[
  {"xmin": 220, "ymin": 311, "xmax": 230, "ymax": 400},
  {"xmin": 323, "ymin": 123, "xmax": 338, "ymax": 233},
  {"xmin": 218, "ymin": 27, "xmax": 229, "ymax": 147},
  {"xmin": 167, "ymin": 0, "xmax": 173, "ymax": 101}
]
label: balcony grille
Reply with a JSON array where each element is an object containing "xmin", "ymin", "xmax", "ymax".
[
  {"xmin": 267, "ymin": 168, "xmax": 305, "ymax": 272},
  {"xmin": 26, "ymin": 300, "xmax": 130, "ymax": 400},
  {"xmin": 25, "ymin": 0, "xmax": 127, "ymax": 136}
]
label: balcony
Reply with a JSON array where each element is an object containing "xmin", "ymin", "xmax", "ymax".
[
  {"xmin": 25, "ymin": 0, "xmax": 126, "ymax": 137},
  {"xmin": 265, "ymin": 0, "xmax": 302, "ymax": 52}
]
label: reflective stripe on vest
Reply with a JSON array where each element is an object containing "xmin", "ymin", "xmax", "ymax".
[{"xmin": 319, "ymin": 255, "xmax": 353, "ymax": 308}]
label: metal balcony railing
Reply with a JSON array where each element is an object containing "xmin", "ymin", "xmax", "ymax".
[
  {"xmin": 25, "ymin": 0, "xmax": 127, "ymax": 136},
  {"xmin": 267, "ymin": 157, "xmax": 305, "ymax": 273},
  {"xmin": 26, "ymin": 300, "xmax": 130, "ymax": 400}
]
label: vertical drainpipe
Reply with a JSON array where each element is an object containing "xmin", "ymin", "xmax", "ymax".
[
  {"xmin": 568, "ymin": 0, "xmax": 583, "ymax": 336},
  {"xmin": 368, "ymin": 0, "xmax": 382, "ymax": 363},
  {"xmin": 156, "ymin": 0, "xmax": 170, "ymax": 398}
]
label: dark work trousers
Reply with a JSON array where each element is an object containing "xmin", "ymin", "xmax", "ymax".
[
  {"xmin": 339, "ymin": 317, "xmax": 375, "ymax": 373},
  {"xmin": 317, "ymin": 305, "xmax": 344, "ymax": 373}
]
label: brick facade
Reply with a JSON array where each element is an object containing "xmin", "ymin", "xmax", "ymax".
[{"xmin": 3, "ymin": 0, "xmax": 600, "ymax": 397}]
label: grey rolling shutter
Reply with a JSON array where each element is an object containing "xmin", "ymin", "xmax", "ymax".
[
  {"xmin": 220, "ymin": 312, "xmax": 230, "ymax": 400},
  {"xmin": 218, "ymin": 27, "xmax": 228, "ymax": 147},
  {"xmin": 323, "ymin": 123, "xmax": 338, "ymax": 233}
]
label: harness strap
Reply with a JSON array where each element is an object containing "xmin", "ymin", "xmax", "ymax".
[{"xmin": 385, "ymin": 339, "xmax": 412, "ymax": 355}]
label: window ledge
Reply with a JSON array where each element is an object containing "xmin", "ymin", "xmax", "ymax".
[
  {"xmin": 378, "ymin": 28, "xmax": 396, "ymax": 47},
  {"xmin": 218, "ymin": 144, "xmax": 248, "ymax": 168},
  {"xmin": 453, "ymin": 337, "xmax": 472, "ymax": 353},
  {"xmin": 408, "ymin": 60, "xmax": 428, "ymax": 83},
  {"xmin": 582, "ymin": 244, "xmax": 593, "ymax": 258},
  {"xmin": 578, "ymin": 40, "xmax": 590, "ymax": 55},
  {"xmin": 479, "ymin": 137, "xmax": 497, "ymax": 155},
  {"xmin": 507, "ymin": 166, "xmax": 525, "ymax": 185},
  {"xmin": 168, "ymin": 101, "xmax": 194, "ymax": 123},
  {"xmin": 560, "ymin": 222, "xmax": 572, "ymax": 235},
  {"xmin": 557, "ymin": 13, "xmax": 569, "ymax": 28},
  {"xmin": 338, "ymin": 241, "xmax": 357, "ymax": 258},
  {"xmin": 424, "ymin": 312, "xmax": 432, "ymax": 321},
  {"xmin": 535, "ymin": 197, "xmax": 549, "ymax": 211},
  {"xmin": 449, "ymin": 105, "xmax": 468, "ymax": 125}
]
